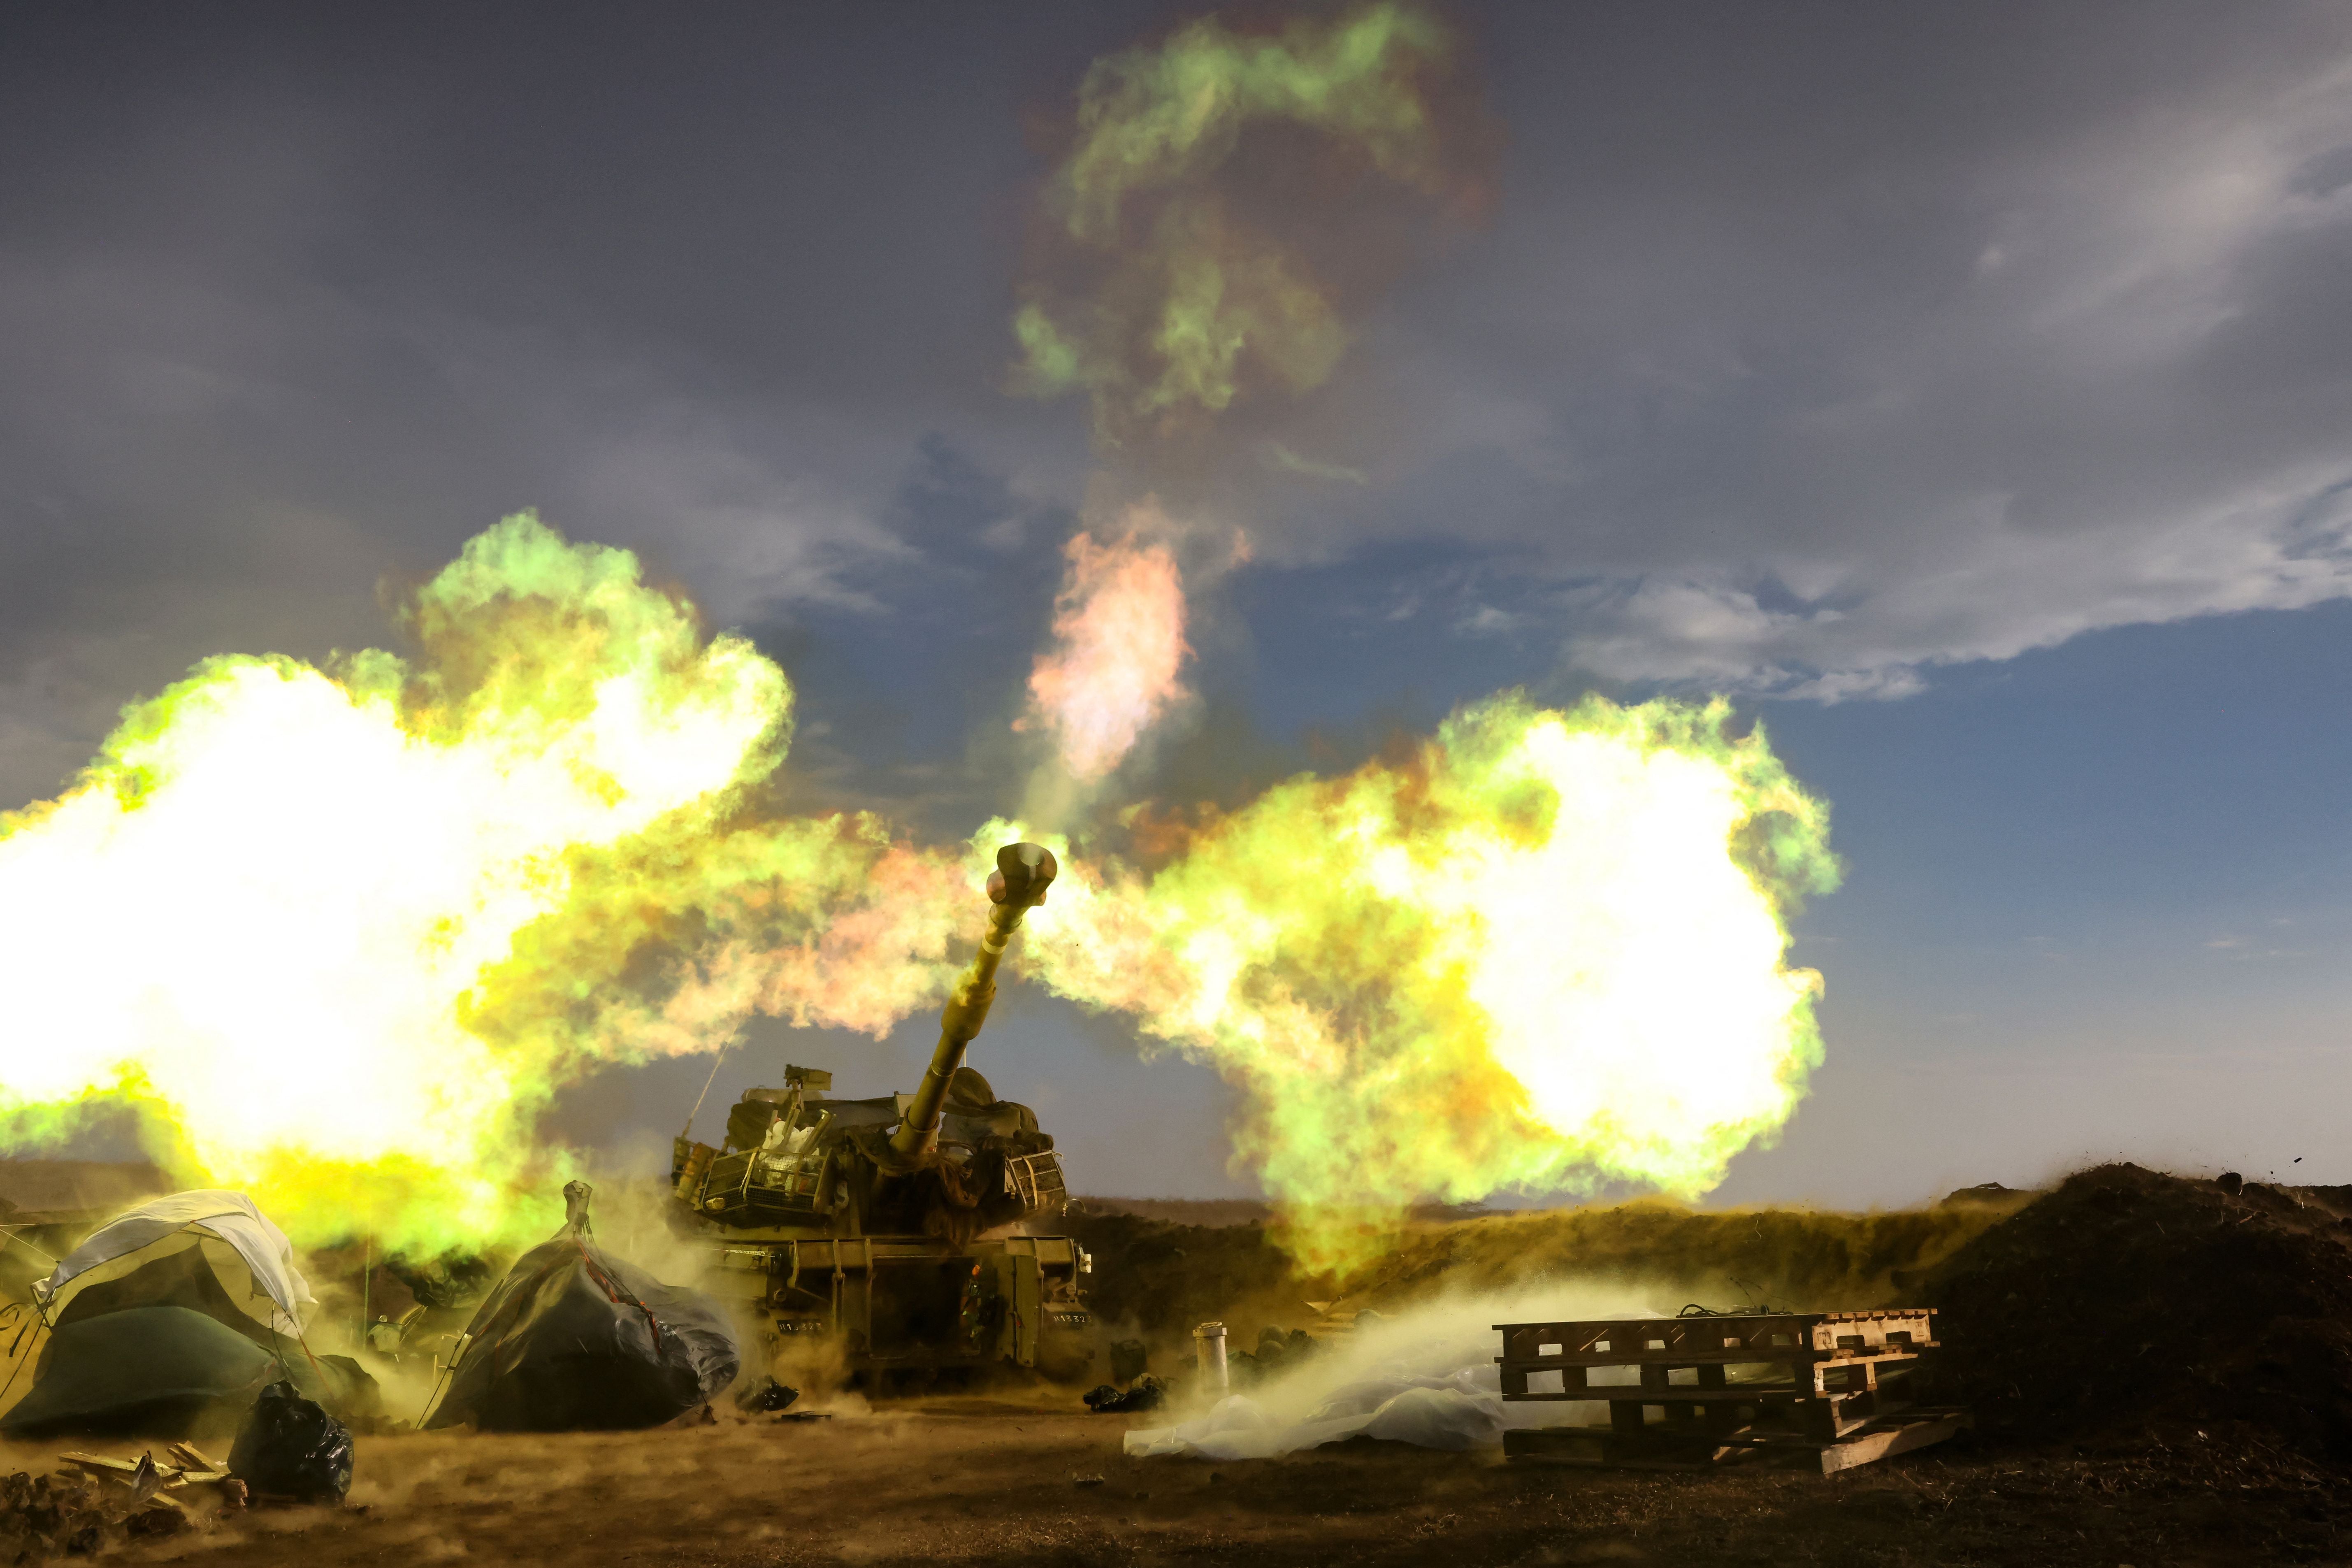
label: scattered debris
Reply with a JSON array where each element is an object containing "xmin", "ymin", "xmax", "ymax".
[
  {"xmin": 0, "ymin": 1455, "xmax": 216, "ymax": 1563},
  {"xmin": 736, "ymin": 1375, "xmax": 800, "ymax": 1413},
  {"xmin": 49, "ymin": 1436, "xmax": 240, "ymax": 1543},
  {"xmin": 1083, "ymin": 1375, "xmax": 1167, "ymax": 1414},
  {"xmin": 1231, "ymin": 1325, "xmax": 1321, "ymax": 1384},
  {"xmin": 1071, "ymin": 1473, "xmax": 1105, "ymax": 1487},
  {"xmin": 173, "ymin": 1439, "xmax": 232, "ymax": 1476},
  {"xmin": 59, "ymin": 1441, "xmax": 233, "ymax": 1493},
  {"xmin": 0, "ymin": 1470, "xmax": 131, "ymax": 1560},
  {"xmin": 125, "ymin": 1498, "xmax": 190, "ymax": 1538},
  {"xmin": 124, "ymin": 1451, "xmax": 160, "ymax": 1505},
  {"xmin": 775, "ymin": 1410, "xmax": 833, "ymax": 1423},
  {"xmin": 229, "ymin": 1380, "xmax": 354, "ymax": 1504}
]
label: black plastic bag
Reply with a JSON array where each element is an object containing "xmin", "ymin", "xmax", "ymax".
[
  {"xmin": 734, "ymin": 1375, "xmax": 799, "ymax": 1413},
  {"xmin": 229, "ymin": 1379, "xmax": 353, "ymax": 1503},
  {"xmin": 422, "ymin": 1184, "xmax": 740, "ymax": 1432},
  {"xmin": 1083, "ymin": 1375, "xmax": 1166, "ymax": 1414}
]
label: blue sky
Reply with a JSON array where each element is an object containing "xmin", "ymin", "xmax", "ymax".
[{"xmin": 6, "ymin": 1, "xmax": 2351, "ymax": 1206}]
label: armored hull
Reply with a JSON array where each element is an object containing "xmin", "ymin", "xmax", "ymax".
[
  {"xmin": 670, "ymin": 1070, "xmax": 1093, "ymax": 1380},
  {"xmin": 668, "ymin": 844, "xmax": 1095, "ymax": 1384}
]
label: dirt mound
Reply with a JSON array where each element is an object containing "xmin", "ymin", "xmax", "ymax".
[
  {"xmin": 1072, "ymin": 1197, "xmax": 1275, "ymax": 1227},
  {"xmin": 1923, "ymin": 1163, "xmax": 2352, "ymax": 1460},
  {"xmin": 0, "ymin": 1161, "xmax": 169, "ymax": 1216},
  {"xmin": 1068, "ymin": 1195, "xmax": 2019, "ymax": 1371}
]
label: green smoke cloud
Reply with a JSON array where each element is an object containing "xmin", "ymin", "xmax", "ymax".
[{"xmin": 1013, "ymin": 2, "xmax": 1460, "ymax": 443}]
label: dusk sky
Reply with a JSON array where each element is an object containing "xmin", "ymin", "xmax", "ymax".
[{"xmin": 8, "ymin": 1, "xmax": 2352, "ymax": 1209}]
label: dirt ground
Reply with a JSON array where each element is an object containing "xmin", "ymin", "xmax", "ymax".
[
  {"xmin": 10, "ymin": 1163, "xmax": 2352, "ymax": 1564},
  {"xmin": 9, "ymin": 1397, "xmax": 2347, "ymax": 1568}
]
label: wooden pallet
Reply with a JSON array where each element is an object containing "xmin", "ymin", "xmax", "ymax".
[
  {"xmin": 1504, "ymin": 1407, "xmax": 1972, "ymax": 1474},
  {"xmin": 1494, "ymin": 1310, "xmax": 1967, "ymax": 1473}
]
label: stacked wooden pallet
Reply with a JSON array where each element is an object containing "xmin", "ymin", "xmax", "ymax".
[{"xmin": 1494, "ymin": 1309, "xmax": 1969, "ymax": 1473}]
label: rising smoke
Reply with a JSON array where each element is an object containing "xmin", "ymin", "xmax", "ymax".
[
  {"xmin": 1011, "ymin": 1, "xmax": 1477, "ymax": 444},
  {"xmin": 0, "ymin": 516, "xmax": 967, "ymax": 1253},
  {"xmin": 994, "ymin": 695, "xmax": 1838, "ymax": 1272},
  {"xmin": 1015, "ymin": 512, "xmax": 1195, "ymax": 809},
  {"xmin": 0, "ymin": 5, "xmax": 1844, "ymax": 1270},
  {"xmin": 1005, "ymin": 0, "xmax": 1491, "ymax": 801},
  {"xmin": 0, "ymin": 511, "xmax": 1837, "ymax": 1266}
]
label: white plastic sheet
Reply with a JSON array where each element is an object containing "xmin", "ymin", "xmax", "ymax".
[
  {"xmin": 1124, "ymin": 1285, "xmax": 1667, "ymax": 1461},
  {"xmin": 31, "ymin": 1189, "xmax": 316, "ymax": 1336},
  {"xmin": 1124, "ymin": 1377, "xmax": 1544, "ymax": 1460}
]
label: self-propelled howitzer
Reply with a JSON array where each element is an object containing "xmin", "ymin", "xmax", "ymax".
[{"xmin": 669, "ymin": 843, "xmax": 1094, "ymax": 1384}]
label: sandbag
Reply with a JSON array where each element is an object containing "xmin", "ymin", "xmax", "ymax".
[
  {"xmin": 0, "ymin": 1306, "xmax": 273, "ymax": 1439},
  {"xmin": 229, "ymin": 1380, "xmax": 353, "ymax": 1503},
  {"xmin": 423, "ymin": 1201, "xmax": 739, "ymax": 1432}
]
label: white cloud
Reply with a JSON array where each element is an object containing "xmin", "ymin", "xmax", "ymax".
[
  {"xmin": 1566, "ymin": 466, "xmax": 2352, "ymax": 699},
  {"xmin": 1347, "ymin": 11, "xmax": 2352, "ymax": 700}
]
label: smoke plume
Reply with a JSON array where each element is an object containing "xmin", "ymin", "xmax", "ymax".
[
  {"xmin": 1007, "ymin": 1, "xmax": 1488, "ymax": 816},
  {"xmin": 0, "ymin": 10, "xmax": 1847, "ymax": 1267},
  {"xmin": 1012, "ymin": 1, "xmax": 1474, "ymax": 445},
  {"xmin": 1016, "ymin": 508, "xmax": 1195, "ymax": 794},
  {"xmin": 0, "ymin": 516, "xmax": 967, "ymax": 1252},
  {"xmin": 994, "ymin": 693, "xmax": 1839, "ymax": 1271}
]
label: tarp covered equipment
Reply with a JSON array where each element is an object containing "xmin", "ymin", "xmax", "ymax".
[
  {"xmin": 422, "ymin": 1182, "xmax": 739, "ymax": 1432},
  {"xmin": 0, "ymin": 1306, "xmax": 273, "ymax": 1439},
  {"xmin": 30, "ymin": 1191, "xmax": 313, "ymax": 1337},
  {"xmin": 0, "ymin": 1305, "xmax": 378, "ymax": 1439}
]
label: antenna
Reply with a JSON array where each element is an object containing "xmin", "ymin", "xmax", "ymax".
[{"xmin": 681, "ymin": 1041, "xmax": 731, "ymax": 1139}]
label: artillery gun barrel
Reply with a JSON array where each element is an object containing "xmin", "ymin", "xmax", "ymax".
[{"xmin": 890, "ymin": 841, "xmax": 1057, "ymax": 1158}]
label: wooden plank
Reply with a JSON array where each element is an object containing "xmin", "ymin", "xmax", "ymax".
[
  {"xmin": 1504, "ymin": 1426, "xmax": 1610, "ymax": 1465},
  {"xmin": 1809, "ymin": 1311, "xmax": 1937, "ymax": 1354},
  {"xmin": 1496, "ymin": 1315, "xmax": 1827, "ymax": 1348},
  {"xmin": 1496, "ymin": 1345, "xmax": 1924, "ymax": 1368},
  {"xmin": 1507, "ymin": 1408, "xmax": 1968, "ymax": 1473},
  {"xmin": 60, "ymin": 1452, "xmax": 229, "ymax": 1488},
  {"xmin": 1816, "ymin": 1412, "xmax": 1969, "ymax": 1475},
  {"xmin": 1505, "ymin": 1384, "xmax": 1818, "ymax": 1403},
  {"xmin": 169, "ymin": 1441, "xmax": 224, "ymax": 1475},
  {"xmin": 1706, "ymin": 1405, "xmax": 1968, "ymax": 1450}
]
